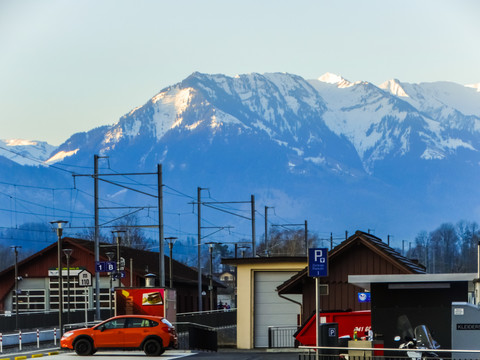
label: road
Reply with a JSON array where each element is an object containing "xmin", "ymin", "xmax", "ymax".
[{"xmin": 1, "ymin": 349, "xmax": 303, "ymax": 360}]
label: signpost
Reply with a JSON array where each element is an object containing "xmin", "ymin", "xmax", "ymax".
[
  {"xmin": 78, "ymin": 270, "xmax": 92, "ymax": 326},
  {"xmin": 308, "ymin": 248, "xmax": 328, "ymax": 360}
]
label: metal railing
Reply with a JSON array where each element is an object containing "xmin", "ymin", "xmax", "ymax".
[
  {"xmin": 268, "ymin": 326, "xmax": 299, "ymax": 348},
  {"xmin": 298, "ymin": 345, "xmax": 480, "ymax": 360}
]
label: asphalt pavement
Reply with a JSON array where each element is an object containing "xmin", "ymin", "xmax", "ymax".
[
  {"xmin": 0, "ymin": 347, "xmax": 304, "ymax": 360},
  {"xmin": 189, "ymin": 349, "xmax": 303, "ymax": 360}
]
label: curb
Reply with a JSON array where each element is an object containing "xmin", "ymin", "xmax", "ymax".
[{"xmin": 0, "ymin": 349, "xmax": 61, "ymax": 360}]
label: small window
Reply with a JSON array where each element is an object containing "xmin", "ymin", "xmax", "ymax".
[
  {"xmin": 102, "ymin": 318, "xmax": 126, "ymax": 329},
  {"xmin": 127, "ymin": 318, "xmax": 158, "ymax": 328}
]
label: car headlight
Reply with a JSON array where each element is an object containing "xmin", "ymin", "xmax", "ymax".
[{"xmin": 62, "ymin": 332, "xmax": 74, "ymax": 338}]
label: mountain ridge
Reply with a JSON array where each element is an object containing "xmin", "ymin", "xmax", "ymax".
[{"xmin": 1, "ymin": 71, "xmax": 479, "ymax": 247}]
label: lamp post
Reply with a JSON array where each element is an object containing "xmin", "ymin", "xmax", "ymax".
[
  {"xmin": 63, "ymin": 248, "xmax": 73, "ymax": 325},
  {"xmin": 164, "ymin": 237, "xmax": 177, "ymax": 289},
  {"xmin": 205, "ymin": 242, "xmax": 219, "ymax": 311},
  {"xmin": 50, "ymin": 220, "xmax": 68, "ymax": 336},
  {"xmin": 105, "ymin": 251, "xmax": 115, "ymax": 318},
  {"xmin": 112, "ymin": 231, "xmax": 126, "ymax": 288},
  {"xmin": 10, "ymin": 245, "xmax": 21, "ymax": 330},
  {"xmin": 238, "ymin": 245, "xmax": 250, "ymax": 258}
]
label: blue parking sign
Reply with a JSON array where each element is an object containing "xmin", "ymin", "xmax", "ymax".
[{"xmin": 308, "ymin": 248, "xmax": 328, "ymax": 277}]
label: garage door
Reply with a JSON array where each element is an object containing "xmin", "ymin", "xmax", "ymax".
[{"xmin": 254, "ymin": 271, "xmax": 302, "ymax": 347}]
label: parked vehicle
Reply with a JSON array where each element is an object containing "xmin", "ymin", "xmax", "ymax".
[
  {"xmin": 395, "ymin": 317, "xmax": 441, "ymax": 360},
  {"xmin": 60, "ymin": 314, "xmax": 178, "ymax": 356}
]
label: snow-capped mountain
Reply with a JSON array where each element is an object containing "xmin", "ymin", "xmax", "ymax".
[
  {"xmin": 1, "ymin": 71, "xmax": 480, "ymax": 247},
  {"xmin": 0, "ymin": 139, "xmax": 57, "ymax": 166}
]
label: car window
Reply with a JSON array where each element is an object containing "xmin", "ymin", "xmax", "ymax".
[
  {"xmin": 102, "ymin": 318, "xmax": 126, "ymax": 329},
  {"xmin": 127, "ymin": 318, "xmax": 158, "ymax": 328}
]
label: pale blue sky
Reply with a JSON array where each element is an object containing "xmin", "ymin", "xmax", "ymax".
[{"xmin": 1, "ymin": 0, "xmax": 479, "ymax": 145}]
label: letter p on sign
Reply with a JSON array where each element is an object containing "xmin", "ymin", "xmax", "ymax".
[{"xmin": 308, "ymin": 248, "xmax": 328, "ymax": 277}]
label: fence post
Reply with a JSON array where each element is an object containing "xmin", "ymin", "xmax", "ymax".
[
  {"xmin": 268, "ymin": 326, "xmax": 272, "ymax": 348},
  {"xmin": 37, "ymin": 329, "xmax": 40, "ymax": 348},
  {"xmin": 19, "ymin": 330, "xmax": 22, "ymax": 351},
  {"xmin": 0, "ymin": 332, "xmax": 2, "ymax": 353},
  {"xmin": 54, "ymin": 328, "xmax": 57, "ymax": 346}
]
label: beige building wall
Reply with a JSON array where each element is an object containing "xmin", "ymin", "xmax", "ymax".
[{"xmin": 235, "ymin": 260, "xmax": 307, "ymax": 349}]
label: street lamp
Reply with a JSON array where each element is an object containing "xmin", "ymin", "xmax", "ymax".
[
  {"xmin": 164, "ymin": 237, "xmax": 178, "ymax": 289},
  {"xmin": 63, "ymin": 248, "xmax": 73, "ymax": 324},
  {"xmin": 50, "ymin": 220, "xmax": 68, "ymax": 336},
  {"xmin": 112, "ymin": 230, "xmax": 126, "ymax": 288},
  {"xmin": 10, "ymin": 245, "xmax": 21, "ymax": 330},
  {"xmin": 205, "ymin": 242, "xmax": 219, "ymax": 311},
  {"xmin": 237, "ymin": 245, "xmax": 250, "ymax": 258},
  {"xmin": 105, "ymin": 251, "xmax": 115, "ymax": 318}
]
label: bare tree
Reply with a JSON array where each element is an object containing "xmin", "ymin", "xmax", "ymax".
[
  {"xmin": 112, "ymin": 213, "xmax": 150, "ymax": 250},
  {"xmin": 256, "ymin": 227, "xmax": 319, "ymax": 257}
]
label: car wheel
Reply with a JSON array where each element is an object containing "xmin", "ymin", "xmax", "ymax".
[
  {"xmin": 74, "ymin": 338, "xmax": 93, "ymax": 356},
  {"xmin": 144, "ymin": 338, "xmax": 164, "ymax": 356}
]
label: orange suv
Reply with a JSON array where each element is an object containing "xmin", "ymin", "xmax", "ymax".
[{"xmin": 61, "ymin": 315, "xmax": 178, "ymax": 356}]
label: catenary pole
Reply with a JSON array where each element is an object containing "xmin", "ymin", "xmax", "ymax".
[
  {"xmin": 251, "ymin": 195, "xmax": 256, "ymax": 256},
  {"xmin": 94, "ymin": 155, "xmax": 100, "ymax": 320},
  {"xmin": 197, "ymin": 187, "xmax": 202, "ymax": 311},
  {"xmin": 158, "ymin": 164, "xmax": 165, "ymax": 288}
]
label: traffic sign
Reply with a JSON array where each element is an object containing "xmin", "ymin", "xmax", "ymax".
[
  {"xmin": 308, "ymin": 248, "xmax": 328, "ymax": 277},
  {"xmin": 78, "ymin": 269, "xmax": 92, "ymax": 287},
  {"xmin": 95, "ymin": 261, "xmax": 105, "ymax": 272},
  {"xmin": 95, "ymin": 261, "xmax": 117, "ymax": 273}
]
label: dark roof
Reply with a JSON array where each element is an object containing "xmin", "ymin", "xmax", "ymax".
[
  {"xmin": 277, "ymin": 230, "xmax": 425, "ymax": 294},
  {"xmin": 0, "ymin": 237, "xmax": 222, "ymax": 288},
  {"xmin": 329, "ymin": 231, "xmax": 425, "ymax": 273}
]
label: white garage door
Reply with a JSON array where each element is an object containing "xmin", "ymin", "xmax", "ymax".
[{"xmin": 254, "ymin": 271, "xmax": 302, "ymax": 348}]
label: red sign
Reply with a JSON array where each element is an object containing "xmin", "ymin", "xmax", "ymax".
[{"xmin": 116, "ymin": 288, "xmax": 165, "ymax": 317}]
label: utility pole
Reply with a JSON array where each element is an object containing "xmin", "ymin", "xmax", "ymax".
[
  {"xmin": 264, "ymin": 206, "xmax": 270, "ymax": 256},
  {"xmin": 94, "ymin": 154, "xmax": 100, "ymax": 320},
  {"xmin": 197, "ymin": 187, "xmax": 202, "ymax": 312},
  {"xmin": 74, "ymin": 159, "xmax": 161, "ymax": 318},
  {"xmin": 330, "ymin": 232, "xmax": 333, "ymax": 250},
  {"xmin": 158, "ymin": 164, "xmax": 165, "ymax": 288},
  {"xmin": 304, "ymin": 220, "xmax": 308, "ymax": 255},
  {"xmin": 251, "ymin": 195, "xmax": 256, "ymax": 256}
]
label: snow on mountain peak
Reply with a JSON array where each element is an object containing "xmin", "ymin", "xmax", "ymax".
[
  {"xmin": 5, "ymin": 139, "xmax": 38, "ymax": 146},
  {"xmin": 318, "ymin": 72, "xmax": 345, "ymax": 84},
  {"xmin": 379, "ymin": 79, "xmax": 409, "ymax": 97},
  {"xmin": 0, "ymin": 138, "xmax": 57, "ymax": 166},
  {"xmin": 465, "ymin": 83, "xmax": 480, "ymax": 92},
  {"xmin": 318, "ymin": 72, "xmax": 355, "ymax": 88}
]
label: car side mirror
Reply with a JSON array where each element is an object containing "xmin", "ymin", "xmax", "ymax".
[{"xmin": 100, "ymin": 325, "xmax": 106, "ymax": 332}]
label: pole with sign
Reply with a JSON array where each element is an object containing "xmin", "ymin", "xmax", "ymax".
[
  {"xmin": 308, "ymin": 248, "xmax": 328, "ymax": 360},
  {"xmin": 78, "ymin": 270, "xmax": 92, "ymax": 326}
]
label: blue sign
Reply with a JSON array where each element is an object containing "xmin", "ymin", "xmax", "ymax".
[
  {"xmin": 106, "ymin": 261, "xmax": 116, "ymax": 272},
  {"xmin": 95, "ymin": 261, "xmax": 106, "ymax": 272},
  {"xmin": 112, "ymin": 270, "xmax": 126, "ymax": 279},
  {"xmin": 329, "ymin": 327, "xmax": 337, "ymax": 337},
  {"xmin": 95, "ymin": 261, "xmax": 117, "ymax": 273},
  {"xmin": 308, "ymin": 248, "xmax": 328, "ymax": 277},
  {"xmin": 358, "ymin": 292, "xmax": 371, "ymax": 303}
]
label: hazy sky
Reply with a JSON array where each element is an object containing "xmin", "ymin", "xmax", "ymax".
[{"xmin": 1, "ymin": 0, "xmax": 479, "ymax": 145}]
